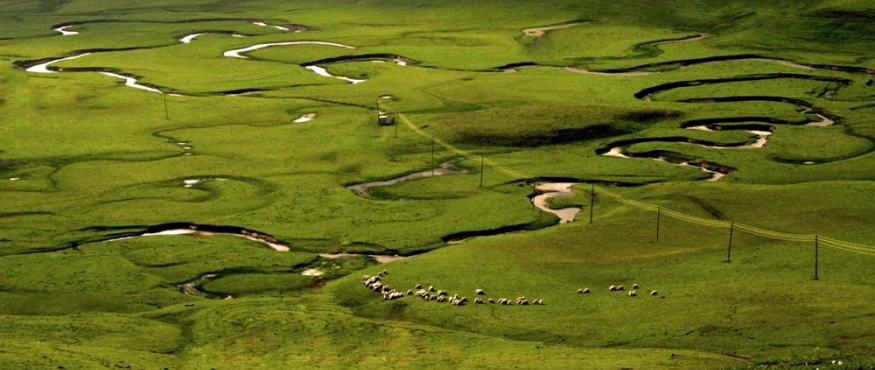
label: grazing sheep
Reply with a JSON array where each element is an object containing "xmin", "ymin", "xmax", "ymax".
[
  {"xmin": 451, "ymin": 298, "xmax": 465, "ymax": 306},
  {"xmin": 650, "ymin": 290, "xmax": 659, "ymax": 296},
  {"xmin": 628, "ymin": 290, "xmax": 637, "ymax": 297},
  {"xmin": 474, "ymin": 298, "xmax": 483, "ymax": 304},
  {"xmin": 632, "ymin": 284, "xmax": 639, "ymax": 289},
  {"xmin": 406, "ymin": 290, "xmax": 413, "ymax": 295},
  {"xmin": 382, "ymin": 290, "xmax": 404, "ymax": 300},
  {"xmin": 475, "ymin": 289, "xmax": 485, "ymax": 295},
  {"xmin": 578, "ymin": 288, "xmax": 590, "ymax": 294},
  {"xmin": 609, "ymin": 285, "xmax": 617, "ymax": 291},
  {"xmin": 498, "ymin": 298, "xmax": 509, "ymax": 305},
  {"xmin": 428, "ymin": 285, "xmax": 435, "ymax": 292},
  {"xmin": 488, "ymin": 298, "xmax": 495, "ymax": 304},
  {"xmin": 430, "ymin": 295, "xmax": 437, "ymax": 301},
  {"xmin": 617, "ymin": 285, "xmax": 625, "ymax": 291},
  {"xmin": 437, "ymin": 290, "xmax": 447, "ymax": 297},
  {"xmin": 415, "ymin": 284, "xmax": 422, "ymax": 289},
  {"xmin": 517, "ymin": 299, "xmax": 529, "ymax": 305}
]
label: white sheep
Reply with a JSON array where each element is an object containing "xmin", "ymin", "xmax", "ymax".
[
  {"xmin": 650, "ymin": 290, "xmax": 658, "ymax": 296},
  {"xmin": 628, "ymin": 290, "xmax": 637, "ymax": 297},
  {"xmin": 632, "ymin": 284, "xmax": 639, "ymax": 289},
  {"xmin": 475, "ymin": 289, "xmax": 485, "ymax": 295},
  {"xmin": 609, "ymin": 285, "xmax": 617, "ymax": 291}
]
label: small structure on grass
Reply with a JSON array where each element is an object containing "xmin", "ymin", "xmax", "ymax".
[{"xmin": 377, "ymin": 111, "xmax": 395, "ymax": 126}]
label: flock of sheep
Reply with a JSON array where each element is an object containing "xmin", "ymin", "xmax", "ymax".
[
  {"xmin": 578, "ymin": 283, "xmax": 659, "ymax": 297},
  {"xmin": 363, "ymin": 270, "xmax": 660, "ymax": 306},
  {"xmin": 362, "ymin": 270, "xmax": 545, "ymax": 307}
]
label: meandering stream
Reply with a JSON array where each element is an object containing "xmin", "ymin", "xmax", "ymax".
[
  {"xmin": 223, "ymin": 41, "xmax": 356, "ymax": 59},
  {"xmin": 532, "ymin": 183, "xmax": 580, "ymax": 223}
]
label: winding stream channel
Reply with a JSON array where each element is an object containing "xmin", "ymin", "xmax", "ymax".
[
  {"xmin": 347, "ymin": 162, "xmax": 581, "ymax": 224},
  {"xmin": 14, "ymin": 20, "xmax": 874, "ymax": 300},
  {"xmin": 54, "ymin": 26, "xmax": 78, "ymax": 36}
]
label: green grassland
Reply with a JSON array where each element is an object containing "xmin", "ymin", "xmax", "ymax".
[{"xmin": 1, "ymin": 0, "xmax": 874, "ymax": 369}]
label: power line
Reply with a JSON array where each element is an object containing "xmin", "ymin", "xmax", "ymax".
[{"xmin": 379, "ymin": 102, "xmax": 875, "ymax": 256}]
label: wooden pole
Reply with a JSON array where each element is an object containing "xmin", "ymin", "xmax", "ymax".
[
  {"xmin": 727, "ymin": 221, "xmax": 734, "ymax": 263},
  {"xmin": 589, "ymin": 184, "xmax": 595, "ymax": 224},
  {"xmin": 814, "ymin": 235, "xmax": 819, "ymax": 280},
  {"xmin": 163, "ymin": 94, "xmax": 169, "ymax": 120},
  {"xmin": 479, "ymin": 156, "xmax": 484, "ymax": 188},
  {"xmin": 656, "ymin": 206, "xmax": 661, "ymax": 242},
  {"xmin": 431, "ymin": 135, "xmax": 435, "ymax": 177}
]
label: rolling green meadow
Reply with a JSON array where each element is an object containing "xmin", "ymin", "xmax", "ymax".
[{"xmin": 1, "ymin": 0, "xmax": 874, "ymax": 368}]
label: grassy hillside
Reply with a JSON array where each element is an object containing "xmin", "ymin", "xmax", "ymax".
[{"xmin": 1, "ymin": 0, "xmax": 873, "ymax": 368}]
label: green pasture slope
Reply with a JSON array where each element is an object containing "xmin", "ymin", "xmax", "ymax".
[{"xmin": 1, "ymin": 0, "xmax": 874, "ymax": 368}]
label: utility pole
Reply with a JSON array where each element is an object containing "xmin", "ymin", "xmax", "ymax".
[
  {"xmin": 431, "ymin": 135, "xmax": 435, "ymax": 177},
  {"xmin": 655, "ymin": 206, "xmax": 661, "ymax": 242},
  {"xmin": 479, "ymin": 156, "xmax": 484, "ymax": 188},
  {"xmin": 814, "ymin": 235, "xmax": 819, "ymax": 280},
  {"xmin": 727, "ymin": 221, "xmax": 734, "ymax": 263},
  {"xmin": 589, "ymin": 184, "xmax": 595, "ymax": 224}
]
